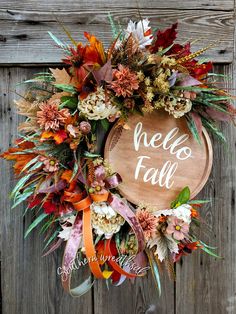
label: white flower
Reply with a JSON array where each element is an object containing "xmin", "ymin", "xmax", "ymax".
[
  {"xmin": 125, "ymin": 19, "xmax": 153, "ymax": 49},
  {"xmin": 78, "ymin": 87, "xmax": 119, "ymax": 120},
  {"xmin": 153, "ymin": 204, "xmax": 192, "ymax": 224},
  {"xmin": 91, "ymin": 202, "xmax": 125, "ymax": 239},
  {"xmin": 91, "ymin": 202, "xmax": 117, "ymax": 219},
  {"xmin": 58, "ymin": 215, "xmax": 76, "ymax": 241},
  {"xmin": 173, "ymin": 204, "xmax": 192, "ymax": 224}
]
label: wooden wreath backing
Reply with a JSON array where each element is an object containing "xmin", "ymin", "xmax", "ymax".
[{"xmin": 104, "ymin": 110, "xmax": 213, "ymax": 209}]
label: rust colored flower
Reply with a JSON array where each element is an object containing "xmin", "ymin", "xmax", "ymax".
[
  {"xmin": 136, "ymin": 209, "xmax": 158, "ymax": 240},
  {"xmin": 37, "ymin": 101, "xmax": 70, "ymax": 131},
  {"xmin": 191, "ymin": 208, "xmax": 199, "ymax": 218},
  {"xmin": 62, "ymin": 32, "xmax": 106, "ymax": 90},
  {"xmin": 110, "ymin": 64, "xmax": 139, "ymax": 97},
  {"xmin": 173, "ymin": 241, "xmax": 201, "ymax": 262}
]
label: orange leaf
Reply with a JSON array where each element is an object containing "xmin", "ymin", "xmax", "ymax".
[
  {"xmin": 50, "ymin": 68, "xmax": 76, "ymax": 86},
  {"xmin": 41, "ymin": 130, "xmax": 67, "ymax": 144},
  {"xmin": 54, "ymin": 130, "xmax": 68, "ymax": 144}
]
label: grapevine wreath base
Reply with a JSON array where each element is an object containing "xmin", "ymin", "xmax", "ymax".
[{"xmin": 1, "ymin": 17, "xmax": 235, "ymax": 297}]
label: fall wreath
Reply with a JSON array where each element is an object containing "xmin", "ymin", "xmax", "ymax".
[{"xmin": 1, "ymin": 18, "xmax": 235, "ymax": 297}]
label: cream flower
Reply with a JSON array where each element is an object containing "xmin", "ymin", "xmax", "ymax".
[
  {"xmin": 158, "ymin": 95, "xmax": 192, "ymax": 118},
  {"xmin": 91, "ymin": 202, "xmax": 125, "ymax": 238},
  {"xmin": 78, "ymin": 88, "xmax": 119, "ymax": 120}
]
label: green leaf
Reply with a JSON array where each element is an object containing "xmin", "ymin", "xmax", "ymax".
[
  {"xmin": 100, "ymin": 119, "xmax": 110, "ymax": 131},
  {"xmin": 171, "ymin": 187, "xmax": 190, "ymax": 208},
  {"xmin": 188, "ymin": 199, "xmax": 211, "ymax": 205},
  {"xmin": 20, "ymin": 156, "xmax": 39, "ymax": 173},
  {"xmin": 157, "ymin": 43, "xmax": 174, "ymax": 56},
  {"xmin": 54, "ymin": 84, "xmax": 77, "ymax": 93},
  {"xmin": 24, "ymin": 212, "xmax": 48, "ymax": 238},
  {"xmin": 28, "ymin": 161, "xmax": 43, "ymax": 172},
  {"xmin": 108, "ymin": 12, "xmax": 121, "ymax": 39},
  {"xmin": 199, "ymin": 240, "xmax": 218, "ymax": 250},
  {"xmin": 11, "ymin": 174, "xmax": 32, "ymax": 199},
  {"xmin": 83, "ymin": 151, "xmax": 100, "ymax": 158},
  {"xmin": 43, "ymin": 229, "xmax": 60, "ymax": 250},
  {"xmin": 186, "ymin": 116, "xmax": 201, "ymax": 144},
  {"xmin": 60, "ymin": 96, "xmax": 78, "ymax": 109},
  {"xmin": 147, "ymin": 251, "xmax": 161, "ymax": 296},
  {"xmin": 208, "ymin": 72, "xmax": 231, "ymax": 80},
  {"xmin": 40, "ymin": 215, "xmax": 55, "ymax": 234},
  {"xmin": 174, "ymin": 86, "xmax": 217, "ymax": 92},
  {"xmin": 201, "ymin": 118, "xmax": 226, "ymax": 142},
  {"xmin": 200, "ymin": 246, "xmax": 222, "ymax": 258},
  {"xmin": 11, "ymin": 187, "xmax": 34, "ymax": 209},
  {"xmin": 48, "ymin": 31, "xmax": 69, "ymax": 52}
]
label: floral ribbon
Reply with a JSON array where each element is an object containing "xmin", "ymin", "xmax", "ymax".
[{"xmin": 61, "ymin": 190, "xmax": 145, "ymax": 295}]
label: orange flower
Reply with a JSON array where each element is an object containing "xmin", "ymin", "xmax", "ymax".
[
  {"xmin": 110, "ymin": 64, "xmax": 139, "ymax": 97},
  {"xmin": 62, "ymin": 33, "xmax": 106, "ymax": 90},
  {"xmin": 37, "ymin": 101, "xmax": 70, "ymax": 131},
  {"xmin": 191, "ymin": 208, "xmax": 199, "ymax": 218}
]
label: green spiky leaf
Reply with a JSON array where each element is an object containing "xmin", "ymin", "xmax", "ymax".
[{"xmin": 24, "ymin": 212, "xmax": 48, "ymax": 238}]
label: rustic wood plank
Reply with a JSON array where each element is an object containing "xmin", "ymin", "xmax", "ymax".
[
  {"xmin": 0, "ymin": 67, "xmax": 93, "ymax": 314},
  {"xmin": 175, "ymin": 64, "xmax": 236, "ymax": 314},
  {"xmin": 0, "ymin": 0, "xmax": 234, "ymax": 11},
  {"xmin": 0, "ymin": 9, "xmax": 234, "ymax": 64},
  {"xmin": 94, "ymin": 272, "xmax": 175, "ymax": 314}
]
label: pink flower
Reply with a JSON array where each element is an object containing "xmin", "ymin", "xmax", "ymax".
[
  {"xmin": 39, "ymin": 156, "xmax": 59, "ymax": 172},
  {"xmin": 136, "ymin": 209, "xmax": 158, "ymax": 240},
  {"xmin": 94, "ymin": 165, "xmax": 106, "ymax": 181},
  {"xmin": 109, "ymin": 64, "xmax": 139, "ymax": 97},
  {"xmin": 37, "ymin": 100, "xmax": 70, "ymax": 131},
  {"xmin": 166, "ymin": 216, "xmax": 189, "ymax": 241},
  {"xmin": 90, "ymin": 180, "xmax": 107, "ymax": 195},
  {"xmin": 67, "ymin": 124, "xmax": 80, "ymax": 138},
  {"xmin": 79, "ymin": 121, "xmax": 91, "ymax": 135}
]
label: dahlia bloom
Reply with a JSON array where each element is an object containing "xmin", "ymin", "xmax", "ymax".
[
  {"xmin": 110, "ymin": 64, "xmax": 139, "ymax": 97},
  {"xmin": 136, "ymin": 209, "xmax": 158, "ymax": 240},
  {"xmin": 37, "ymin": 100, "xmax": 70, "ymax": 131},
  {"xmin": 166, "ymin": 216, "xmax": 189, "ymax": 241}
]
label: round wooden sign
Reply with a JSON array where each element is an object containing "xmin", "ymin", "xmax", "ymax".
[{"xmin": 104, "ymin": 110, "xmax": 213, "ymax": 209}]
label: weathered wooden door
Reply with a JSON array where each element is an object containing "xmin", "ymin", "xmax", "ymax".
[{"xmin": 0, "ymin": 1, "xmax": 235, "ymax": 313}]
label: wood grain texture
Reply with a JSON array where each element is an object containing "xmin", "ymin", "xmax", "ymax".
[
  {"xmin": 0, "ymin": 67, "xmax": 93, "ymax": 314},
  {"xmin": 94, "ymin": 272, "xmax": 174, "ymax": 314},
  {"xmin": 1, "ymin": 0, "xmax": 236, "ymax": 313},
  {"xmin": 0, "ymin": 0, "xmax": 234, "ymax": 11},
  {"xmin": 0, "ymin": 8, "xmax": 234, "ymax": 64},
  {"xmin": 175, "ymin": 64, "xmax": 236, "ymax": 314}
]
